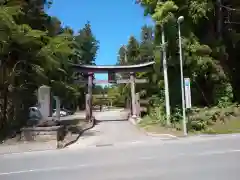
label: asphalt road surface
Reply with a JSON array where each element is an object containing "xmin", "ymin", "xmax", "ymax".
[
  {"xmin": 68, "ymin": 109, "xmax": 158, "ymax": 148},
  {"xmin": 0, "ymin": 134, "xmax": 240, "ymax": 180}
]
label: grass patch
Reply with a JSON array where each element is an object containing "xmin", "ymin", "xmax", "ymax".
[
  {"xmin": 139, "ymin": 117, "xmax": 240, "ymax": 136},
  {"xmin": 204, "ymin": 118, "xmax": 240, "ymax": 134},
  {"xmin": 139, "ymin": 115, "xmax": 186, "ymax": 136},
  {"xmin": 139, "ymin": 104, "xmax": 240, "ymax": 136}
]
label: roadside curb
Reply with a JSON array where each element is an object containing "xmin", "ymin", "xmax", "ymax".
[
  {"xmin": 0, "ymin": 147, "xmax": 58, "ymax": 156},
  {"xmin": 145, "ymin": 132, "xmax": 178, "ymax": 138},
  {"xmin": 0, "ymin": 141, "xmax": 59, "ymax": 156},
  {"xmin": 128, "ymin": 117, "xmax": 178, "ymax": 139},
  {"xmin": 196, "ymin": 133, "xmax": 240, "ymax": 138}
]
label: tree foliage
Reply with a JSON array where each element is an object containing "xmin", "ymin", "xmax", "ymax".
[
  {"xmin": 0, "ymin": 0, "xmax": 98, "ymax": 137},
  {"xmin": 136, "ymin": 0, "xmax": 240, "ymax": 107},
  {"xmin": 111, "ymin": 0, "xmax": 240, "ymax": 129}
]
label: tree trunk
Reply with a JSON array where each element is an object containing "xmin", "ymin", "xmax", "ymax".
[{"xmin": 0, "ymin": 64, "xmax": 8, "ymax": 136}]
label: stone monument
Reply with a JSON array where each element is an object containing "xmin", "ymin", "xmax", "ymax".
[{"xmin": 38, "ymin": 85, "xmax": 51, "ymax": 119}]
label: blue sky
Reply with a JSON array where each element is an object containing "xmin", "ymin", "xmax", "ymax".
[{"xmin": 47, "ymin": 0, "xmax": 153, "ymax": 82}]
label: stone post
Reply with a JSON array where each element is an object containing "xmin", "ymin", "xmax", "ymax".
[
  {"xmin": 76, "ymin": 105, "xmax": 80, "ymax": 112},
  {"xmin": 53, "ymin": 96, "xmax": 60, "ymax": 121},
  {"xmin": 135, "ymin": 93, "xmax": 140, "ymax": 117},
  {"xmin": 130, "ymin": 72, "xmax": 137, "ymax": 118}
]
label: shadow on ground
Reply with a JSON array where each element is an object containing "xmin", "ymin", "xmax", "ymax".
[{"xmin": 63, "ymin": 122, "xmax": 94, "ymax": 148}]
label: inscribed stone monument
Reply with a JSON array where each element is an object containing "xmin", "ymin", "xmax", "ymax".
[{"xmin": 38, "ymin": 85, "xmax": 51, "ymax": 119}]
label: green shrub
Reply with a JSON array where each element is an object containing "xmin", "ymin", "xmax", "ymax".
[
  {"xmin": 187, "ymin": 104, "xmax": 240, "ymax": 132},
  {"xmin": 142, "ymin": 102, "xmax": 240, "ymax": 133}
]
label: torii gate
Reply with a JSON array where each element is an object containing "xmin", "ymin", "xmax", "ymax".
[{"xmin": 70, "ymin": 61, "xmax": 155, "ymax": 122}]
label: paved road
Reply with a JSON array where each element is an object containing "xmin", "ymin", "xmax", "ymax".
[
  {"xmin": 1, "ymin": 109, "xmax": 239, "ymax": 179},
  {"xmin": 0, "ymin": 136, "xmax": 240, "ymax": 180},
  {"xmin": 67, "ymin": 109, "xmax": 164, "ymax": 148},
  {"xmin": 0, "ymin": 134, "xmax": 240, "ymax": 180}
]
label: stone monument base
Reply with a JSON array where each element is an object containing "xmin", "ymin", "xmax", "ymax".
[{"xmin": 20, "ymin": 126, "xmax": 66, "ymax": 148}]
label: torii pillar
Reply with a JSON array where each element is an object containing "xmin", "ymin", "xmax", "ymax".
[
  {"xmin": 130, "ymin": 72, "xmax": 137, "ymax": 118},
  {"xmin": 86, "ymin": 72, "xmax": 93, "ymax": 122},
  {"xmin": 135, "ymin": 92, "xmax": 140, "ymax": 117}
]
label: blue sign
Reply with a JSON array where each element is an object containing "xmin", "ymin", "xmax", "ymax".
[
  {"xmin": 184, "ymin": 78, "xmax": 192, "ymax": 108},
  {"xmin": 185, "ymin": 78, "xmax": 190, "ymax": 86}
]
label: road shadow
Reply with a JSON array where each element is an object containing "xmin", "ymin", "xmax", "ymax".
[{"xmin": 63, "ymin": 119, "xmax": 95, "ymax": 148}]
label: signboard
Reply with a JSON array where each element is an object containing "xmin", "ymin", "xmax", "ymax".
[
  {"xmin": 184, "ymin": 78, "xmax": 192, "ymax": 109},
  {"xmin": 117, "ymin": 79, "xmax": 131, "ymax": 84},
  {"xmin": 116, "ymin": 79, "xmax": 148, "ymax": 84},
  {"xmin": 74, "ymin": 80, "xmax": 109, "ymax": 84},
  {"xmin": 74, "ymin": 79, "xmax": 148, "ymax": 84},
  {"xmin": 94, "ymin": 80, "xmax": 109, "ymax": 84},
  {"xmin": 135, "ymin": 79, "xmax": 148, "ymax": 83}
]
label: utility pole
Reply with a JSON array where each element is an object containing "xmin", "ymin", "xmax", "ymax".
[
  {"xmin": 217, "ymin": 0, "xmax": 223, "ymax": 41},
  {"xmin": 177, "ymin": 16, "xmax": 187, "ymax": 136},
  {"xmin": 161, "ymin": 25, "xmax": 171, "ymax": 126}
]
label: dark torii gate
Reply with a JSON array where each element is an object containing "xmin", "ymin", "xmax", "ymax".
[{"xmin": 70, "ymin": 61, "xmax": 155, "ymax": 122}]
